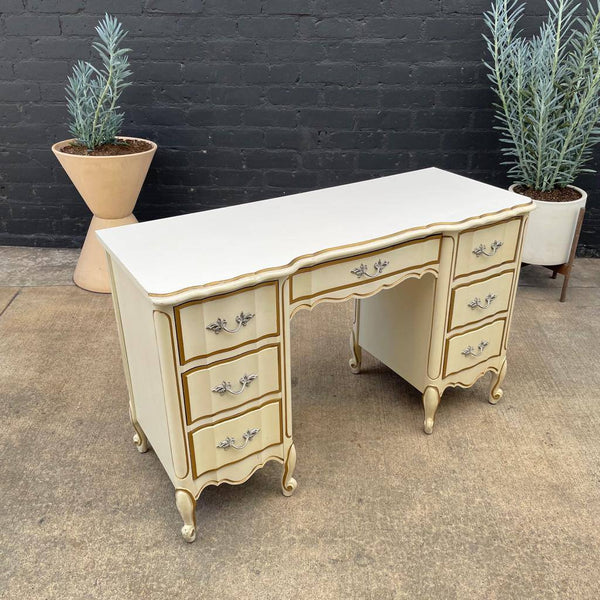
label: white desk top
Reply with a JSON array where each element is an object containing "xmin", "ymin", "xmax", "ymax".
[{"xmin": 98, "ymin": 168, "xmax": 532, "ymax": 297}]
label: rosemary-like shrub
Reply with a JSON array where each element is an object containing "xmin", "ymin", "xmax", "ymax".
[
  {"xmin": 484, "ymin": 0, "xmax": 600, "ymax": 191},
  {"xmin": 66, "ymin": 14, "xmax": 132, "ymax": 151}
]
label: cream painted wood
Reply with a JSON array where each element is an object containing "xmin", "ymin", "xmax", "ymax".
[
  {"xmin": 98, "ymin": 169, "xmax": 534, "ymax": 542},
  {"xmin": 444, "ymin": 319, "xmax": 506, "ymax": 378},
  {"xmin": 357, "ymin": 273, "xmax": 436, "ymax": 393},
  {"xmin": 290, "ymin": 235, "xmax": 440, "ymax": 304},
  {"xmin": 110, "ymin": 258, "xmax": 175, "ymax": 480},
  {"xmin": 175, "ymin": 282, "xmax": 279, "ymax": 364},
  {"xmin": 189, "ymin": 399, "xmax": 282, "ymax": 479},
  {"xmin": 182, "ymin": 344, "xmax": 281, "ymax": 423},
  {"xmin": 454, "ymin": 218, "xmax": 521, "ymax": 277},
  {"xmin": 449, "ymin": 270, "xmax": 514, "ymax": 330}
]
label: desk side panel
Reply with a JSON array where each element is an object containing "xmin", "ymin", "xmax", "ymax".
[{"xmin": 111, "ymin": 258, "xmax": 175, "ymax": 481}]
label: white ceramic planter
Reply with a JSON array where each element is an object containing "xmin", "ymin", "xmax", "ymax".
[{"xmin": 509, "ymin": 183, "xmax": 587, "ymax": 266}]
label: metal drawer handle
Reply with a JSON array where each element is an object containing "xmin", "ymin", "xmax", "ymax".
[
  {"xmin": 212, "ymin": 373, "xmax": 257, "ymax": 396},
  {"xmin": 351, "ymin": 259, "xmax": 389, "ymax": 279},
  {"xmin": 206, "ymin": 311, "xmax": 255, "ymax": 334},
  {"xmin": 472, "ymin": 240, "xmax": 503, "ymax": 257},
  {"xmin": 461, "ymin": 340, "xmax": 489, "ymax": 358},
  {"xmin": 468, "ymin": 293, "xmax": 497, "ymax": 310},
  {"xmin": 217, "ymin": 428, "xmax": 260, "ymax": 450}
]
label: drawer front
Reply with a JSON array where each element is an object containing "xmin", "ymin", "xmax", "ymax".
[
  {"xmin": 174, "ymin": 281, "xmax": 280, "ymax": 364},
  {"xmin": 189, "ymin": 399, "xmax": 282, "ymax": 479},
  {"xmin": 455, "ymin": 219, "xmax": 521, "ymax": 277},
  {"xmin": 444, "ymin": 319, "xmax": 505, "ymax": 377},
  {"xmin": 290, "ymin": 235, "xmax": 441, "ymax": 303},
  {"xmin": 449, "ymin": 270, "xmax": 515, "ymax": 330},
  {"xmin": 182, "ymin": 344, "xmax": 281, "ymax": 424}
]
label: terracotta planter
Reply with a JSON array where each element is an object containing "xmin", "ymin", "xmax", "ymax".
[
  {"xmin": 509, "ymin": 183, "xmax": 587, "ymax": 266},
  {"xmin": 52, "ymin": 137, "xmax": 156, "ymax": 293}
]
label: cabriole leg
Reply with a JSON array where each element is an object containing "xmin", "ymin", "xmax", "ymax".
[
  {"xmin": 129, "ymin": 403, "xmax": 149, "ymax": 453},
  {"xmin": 489, "ymin": 358, "xmax": 507, "ymax": 405},
  {"xmin": 281, "ymin": 443, "xmax": 297, "ymax": 497},
  {"xmin": 349, "ymin": 299, "xmax": 362, "ymax": 374},
  {"xmin": 422, "ymin": 386, "xmax": 441, "ymax": 435},
  {"xmin": 175, "ymin": 489, "xmax": 197, "ymax": 543}
]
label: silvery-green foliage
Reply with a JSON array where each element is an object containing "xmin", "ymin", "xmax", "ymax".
[
  {"xmin": 65, "ymin": 14, "xmax": 132, "ymax": 150},
  {"xmin": 484, "ymin": 0, "xmax": 600, "ymax": 191}
]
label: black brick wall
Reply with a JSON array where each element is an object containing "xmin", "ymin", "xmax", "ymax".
[{"xmin": 1, "ymin": 0, "xmax": 598, "ymax": 253}]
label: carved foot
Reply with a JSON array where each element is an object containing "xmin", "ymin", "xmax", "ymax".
[
  {"xmin": 129, "ymin": 403, "xmax": 149, "ymax": 453},
  {"xmin": 281, "ymin": 443, "xmax": 297, "ymax": 497},
  {"xmin": 489, "ymin": 359, "xmax": 507, "ymax": 405},
  {"xmin": 349, "ymin": 329, "xmax": 362, "ymax": 374},
  {"xmin": 175, "ymin": 489, "xmax": 197, "ymax": 543},
  {"xmin": 422, "ymin": 386, "xmax": 441, "ymax": 435},
  {"xmin": 133, "ymin": 431, "xmax": 149, "ymax": 453}
]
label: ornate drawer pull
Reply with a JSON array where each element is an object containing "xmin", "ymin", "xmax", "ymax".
[
  {"xmin": 216, "ymin": 428, "xmax": 260, "ymax": 450},
  {"xmin": 468, "ymin": 293, "xmax": 497, "ymax": 310},
  {"xmin": 351, "ymin": 259, "xmax": 389, "ymax": 279},
  {"xmin": 461, "ymin": 340, "xmax": 489, "ymax": 358},
  {"xmin": 472, "ymin": 240, "xmax": 503, "ymax": 257},
  {"xmin": 206, "ymin": 311, "xmax": 255, "ymax": 334},
  {"xmin": 212, "ymin": 373, "xmax": 257, "ymax": 396}
]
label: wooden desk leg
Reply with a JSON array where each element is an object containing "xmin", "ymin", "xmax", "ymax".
[
  {"xmin": 175, "ymin": 489, "xmax": 197, "ymax": 543},
  {"xmin": 281, "ymin": 443, "xmax": 297, "ymax": 497},
  {"xmin": 489, "ymin": 358, "xmax": 507, "ymax": 405},
  {"xmin": 129, "ymin": 403, "xmax": 149, "ymax": 453},
  {"xmin": 422, "ymin": 386, "xmax": 441, "ymax": 435},
  {"xmin": 349, "ymin": 300, "xmax": 362, "ymax": 374}
]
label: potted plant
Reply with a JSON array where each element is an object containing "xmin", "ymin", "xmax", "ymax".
[
  {"xmin": 52, "ymin": 14, "xmax": 156, "ymax": 293},
  {"xmin": 484, "ymin": 0, "xmax": 600, "ymax": 270}
]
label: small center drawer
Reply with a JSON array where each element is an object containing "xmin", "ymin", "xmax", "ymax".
[
  {"xmin": 290, "ymin": 235, "xmax": 441, "ymax": 303},
  {"xmin": 188, "ymin": 399, "xmax": 283, "ymax": 479},
  {"xmin": 449, "ymin": 270, "xmax": 515, "ymax": 330},
  {"xmin": 454, "ymin": 219, "xmax": 521, "ymax": 277},
  {"xmin": 174, "ymin": 281, "xmax": 280, "ymax": 364},
  {"xmin": 444, "ymin": 319, "xmax": 505, "ymax": 377},
  {"xmin": 182, "ymin": 344, "xmax": 281, "ymax": 424}
]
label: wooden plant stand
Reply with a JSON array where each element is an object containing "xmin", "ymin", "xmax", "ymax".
[{"xmin": 524, "ymin": 207, "xmax": 585, "ymax": 302}]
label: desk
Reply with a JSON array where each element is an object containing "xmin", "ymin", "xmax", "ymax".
[{"xmin": 98, "ymin": 168, "xmax": 534, "ymax": 542}]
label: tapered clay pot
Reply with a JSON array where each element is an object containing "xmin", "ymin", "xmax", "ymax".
[{"xmin": 52, "ymin": 137, "xmax": 156, "ymax": 293}]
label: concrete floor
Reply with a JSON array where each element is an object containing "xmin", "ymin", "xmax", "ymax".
[{"xmin": 1, "ymin": 247, "xmax": 599, "ymax": 600}]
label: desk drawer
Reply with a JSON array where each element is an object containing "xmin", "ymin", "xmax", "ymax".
[
  {"xmin": 189, "ymin": 399, "xmax": 282, "ymax": 479},
  {"xmin": 290, "ymin": 235, "xmax": 441, "ymax": 303},
  {"xmin": 449, "ymin": 270, "xmax": 515, "ymax": 330},
  {"xmin": 174, "ymin": 281, "xmax": 280, "ymax": 364},
  {"xmin": 182, "ymin": 344, "xmax": 281, "ymax": 424},
  {"xmin": 444, "ymin": 319, "xmax": 505, "ymax": 377},
  {"xmin": 455, "ymin": 219, "xmax": 521, "ymax": 277}
]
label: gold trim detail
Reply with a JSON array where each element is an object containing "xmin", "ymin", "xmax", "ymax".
[
  {"xmin": 442, "ymin": 318, "xmax": 507, "ymax": 378},
  {"xmin": 187, "ymin": 398, "xmax": 284, "ymax": 480},
  {"xmin": 181, "ymin": 343, "xmax": 282, "ymax": 425},
  {"xmin": 290, "ymin": 267, "xmax": 439, "ymax": 318},
  {"xmin": 174, "ymin": 280, "xmax": 281, "ymax": 365},
  {"xmin": 289, "ymin": 234, "xmax": 442, "ymax": 304},
  {"xmin": 188, "ymin": 455, "xmax": 284, "ymax": 501},
  {"xmin": 453, "ymin": 218, "xmax": 523, "ymax": 279},
  {"xmin": 147, "ymin": 203, "xmax": 533, "ymax": 300},
  {"xmin": 159, "ymin": 310, "xmax": 190, "ymax": 479},
  {"xmin": 447, "ymin": 268, "xmax": 516, "ymax": 332}
]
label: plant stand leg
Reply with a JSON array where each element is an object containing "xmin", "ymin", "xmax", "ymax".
[
  {"xmin": 74, "ymin": 214, "xmax": 137, "ymax": 294},
  {"xmin": 559, "ymin": 207, "xmax": 585, "ymax": 303}
]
